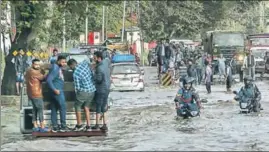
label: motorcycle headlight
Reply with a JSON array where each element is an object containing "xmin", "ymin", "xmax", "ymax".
[
  {"xmin": 190, "ymin": 111, "xmax": 198, "ymax": 116},
  {"xmin": 240, "ymin": 102, "xmax": 248, "ymax": 108}
]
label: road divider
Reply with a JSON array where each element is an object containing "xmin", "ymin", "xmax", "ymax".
[{"xmin": 161, "ymin": 73, "xmax": 172, "ymax": 86}]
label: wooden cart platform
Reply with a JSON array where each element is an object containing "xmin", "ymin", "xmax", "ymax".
[{"xmin": 32, "ymin": 130, "xmax": 107, "ymax": 137}]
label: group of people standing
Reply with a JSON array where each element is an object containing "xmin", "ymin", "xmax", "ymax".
[
  {"xmin": 25, "ymin": 50, "xmax": 111, "ymax": 133},
  {"xmin": 153, "ymin": 38, "xmax": 235, "ymax": 94}
]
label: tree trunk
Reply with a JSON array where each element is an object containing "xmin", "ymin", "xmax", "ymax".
[{"xmin": 1, "ymin": 29, "xmax": 31, "ymax": 95}]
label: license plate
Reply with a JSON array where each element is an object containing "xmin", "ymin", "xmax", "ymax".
[
  {"xmin": 122, "ymin": 78, "xmax": 129, "ymax": 81},
  {"xmin": 241, "ymin": 102, "xmax": 248, "ymax": 108}
]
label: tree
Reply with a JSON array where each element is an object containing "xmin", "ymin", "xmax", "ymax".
[
  {"xmin": 140, "ymin": 1, "xmax": 205, "ymax": 41},
  {"xmin": 1, "ymin": 0, "xmax": 53, "ymax": 95}
]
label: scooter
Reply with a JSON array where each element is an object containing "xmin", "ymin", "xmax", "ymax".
[
  {"xmin": 233, "ymin": 91, "xmax": 260, "ymax": 113},
  {"xmin": 176, "ymin": 103, "xmax": 200, "ymax": 119}
]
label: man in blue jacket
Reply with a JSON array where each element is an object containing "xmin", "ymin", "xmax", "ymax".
[
  {"xmin": 92, "ymin": 51, "xmax": 110, "ymax": 131},
  {"xmin": 46, "ymin": 55, "xmax": 68, "ymax": 132}
]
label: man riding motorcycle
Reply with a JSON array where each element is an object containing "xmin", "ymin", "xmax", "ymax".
[
  {"xmin": 174, "ymin": 77, "xmax": 202, "ymax": 118},
  {"xmin": 234, "ymin": 76, "xmax": 262, "ymax": 113}
]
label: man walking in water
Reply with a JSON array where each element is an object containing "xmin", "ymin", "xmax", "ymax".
[
  {"xmin": 243, "ymin": 50, "xmax": 256, "ymax": 80},
  {"xmin": 156, "ymin": 39, "xmax": 165, "ymax": 77},
  {"xmin": 217, "ymin": 54, "xmax": 226, "ymax": 84}
]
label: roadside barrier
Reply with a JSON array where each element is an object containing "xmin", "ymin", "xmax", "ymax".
[{"xmin": 161, "ymin": 72, "xmax": 172, "ymax": 86}]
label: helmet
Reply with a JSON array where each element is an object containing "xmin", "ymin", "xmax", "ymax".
[
  {"xmin": 183, "ymin": 77, "xmax": 195, "ymax": 90},
  {"xmin": 244, "ymin": 76, "xmax": 253, "ymax": 86}
]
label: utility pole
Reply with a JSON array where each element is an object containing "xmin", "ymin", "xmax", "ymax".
[
  {"xmin": 105, "ymin": 6, "xmax": 108, "ymax": 41},
  {"xmin": 0, "ymin": 0, "xmax": 3, "ymax": 96},
  {"xmin": 102, "ymin": 5, "xmax": 105, "ymax": 42},
  {"xmin": 260, "ymin": 1, "xmax": 264, "ymax": 32},
  {"xmin": 62, "ymin": 8, "xmax": 66, "ymax": 52},
  {"xmin": 137, "ymin": 0, "xmax": 144, "ymax": 66},
  {"xmin": 121, "ymin": 1, "xmax": 126, "ymax": 42},
  {"xmin": 85, "ymin": 3, "xmax": 88, "ymax": 44},
  {"xmin": 130, "ymin": 2, "xmax": 133, "ymax": 46}
]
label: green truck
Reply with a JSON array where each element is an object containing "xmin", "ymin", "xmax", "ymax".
[{"xmin": 202, "ymin": 30, "xmax": 245, "ymax": 80}]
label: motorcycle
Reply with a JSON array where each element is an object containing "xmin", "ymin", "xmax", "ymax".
[
  {"xmin": 176, "ymin": 102, "xmax": 200, "ymax": 119},
  {"xmin": 233, "ymin": 91, "xmax": 260, "ymax": 113}
]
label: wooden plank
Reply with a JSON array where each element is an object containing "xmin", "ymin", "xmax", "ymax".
[{"xmin": 32, "ymin": 130, "xmax": 107, "ymax": 137}]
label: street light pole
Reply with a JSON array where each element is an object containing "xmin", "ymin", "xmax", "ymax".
[
  {"xmin": 130, "ymin": 2, "xmax": 133, "ymax": 46},
  {"xmin": 0, "ymin": 0, "xmax": 3, "ymax": 96},
  {"xmin": 137, "ymin": 0, "xmax": 144, "ymax": 66},
  {"xmin": 121, "ymin": 1, "xmax": 126, "ymax": 43},
  {"xmin": 102, "ymin": 5, "xmax": 105, "ymax": 42},
  {"xmin": 62, "ymin": 9, "xmax": 66, "ymax": 52},
  {"xmin": 85, "ymin": 3, "xmax": 88, "ymax": 44}
]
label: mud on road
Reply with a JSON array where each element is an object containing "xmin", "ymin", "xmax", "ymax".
[{"xmin": 2, "ymin": 67, "xmax": 269, "ymax": 151}]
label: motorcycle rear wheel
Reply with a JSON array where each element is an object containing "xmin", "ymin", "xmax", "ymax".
[{"xmin": 253, "ymin": 101, "xmax": 260, "ymax": 113}]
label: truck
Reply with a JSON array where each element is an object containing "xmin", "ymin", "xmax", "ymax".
[
  {"xmin": 246, "ymin": 33, "xmax": 269, "ymax": 79},
  {"xmin": 202, "ymin": 31, "xmax": 245, "ymax": 80}
]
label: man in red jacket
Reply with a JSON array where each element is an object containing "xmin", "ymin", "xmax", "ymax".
[{"xmin": 25, "ymin": 59, "xmax": 50, "ymax": 132}]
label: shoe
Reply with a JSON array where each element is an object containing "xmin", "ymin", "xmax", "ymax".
[
  {"xmin": 100, "ymin": 124, "xmax": 108, "ymax": 131},
  {"xmin": 51, "ymin": 126, "xmax": 59, "ymax": 133},
  {"xmin": 32, "ymin": 127, "xmax": 40, "ymax": 132},
  {"xmin": 39, "ymin": 127, "xmax": 50, "ymax": 133},
  {"xmin": 73, "ymin": 125, "xmax": 84, "ymax": 132},
  {"xmin": 59, "ymin": 126, "xmax": 70, "ymax": 132},
  {"xmin": 85, "ymin": 126, "xmax": 92, "ymax": 132},
  {"xmin": 91, "ymin": 125, "xmax": 100, "ymax": 130}
]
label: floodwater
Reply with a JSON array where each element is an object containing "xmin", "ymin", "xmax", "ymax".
[{"xmin": 2, "ymin": 67, "xmax": 269, "ymax": 151}]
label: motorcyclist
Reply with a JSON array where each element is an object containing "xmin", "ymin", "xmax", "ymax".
[
  {"xmin": 236, "ymin": 76, "xmax": 262, "ymax": 111},
  {"xmin": 174, "ymin": 77, "xmax": 202, "ymax": 118}
]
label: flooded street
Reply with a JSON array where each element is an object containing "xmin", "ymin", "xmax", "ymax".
[{"xmin": 2, "ymin": 67, "xmax": 269, "ymax": 151}]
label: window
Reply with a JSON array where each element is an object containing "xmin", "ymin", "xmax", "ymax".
[
  {"xmin": 250, "ymin": 38, "xmax": 269, "ymax": 46},
  {"xmin": 112, "ymin": 64, "xmax": 140, "ymax": 74},
  {"xmin": 68, "ymin": 54, "xmax": 91, "ymax": 63},
  {"xmin": 213, "ymin": 33, "xmax": 244, "ymax": 47}
]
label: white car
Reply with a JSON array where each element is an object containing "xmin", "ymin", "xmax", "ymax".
[{"xmin": 110, "ymin": 62, "xmax": 145, "ymax": 92}]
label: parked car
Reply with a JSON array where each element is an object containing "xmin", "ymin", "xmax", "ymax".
[{"xmin": 110, "ymin": 54, "xmax": 145, "ymax": 92}]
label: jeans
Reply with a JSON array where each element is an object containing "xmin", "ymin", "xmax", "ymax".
[
  {"xmin": 29, "ymin": 97, "xmax": 44, "ymax": 123},
  {"xmin": 248, "ymin": 66, "xmax": 255, "ymax": 80},
  {"xmin": 196, "ymin": 68, "xmax": 202, "ymax": 85},
  {"xmin": 50, "ymin": 91, "xmax": 66, "ymax": 128},
  {"xmin": 206, "ymin": 81, "xmax": 211, "ymax": 93},
  {"xmin": 16, "ymin": 72, "xmax": 24, "ymax": 82},
  {"xmin": 226, "ymin": 77, "xmax": 232, "ymax": 89}
]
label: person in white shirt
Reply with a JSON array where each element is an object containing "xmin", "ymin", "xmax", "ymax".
[
  {"xmin": 225, "ymin": 61, "xmax": 233, "ymax": 92},
  {"xmin": 243, "ymin": 50, "xmax": 256, "ymax": 80},
  {"xmin": 217, "ymin": 54, "xmax": 226, "ymax": 84}
]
